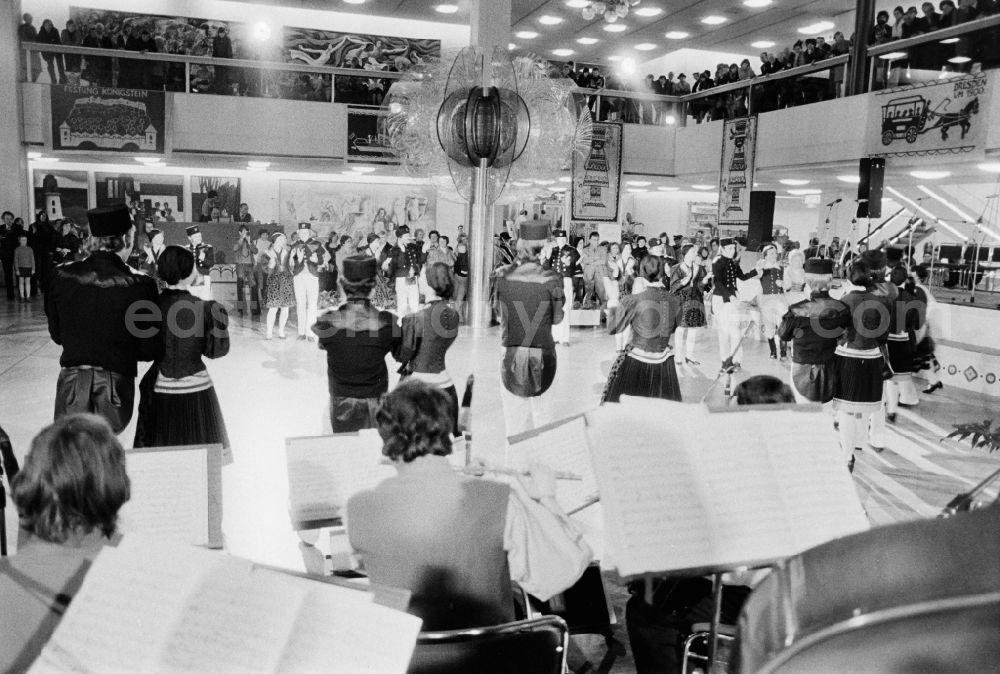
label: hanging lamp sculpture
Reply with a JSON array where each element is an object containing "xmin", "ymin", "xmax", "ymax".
[{"xmin": 382, "ymin": 47, "xmax": 591, "ymax": 204}]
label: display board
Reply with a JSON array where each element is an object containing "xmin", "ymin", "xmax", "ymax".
[
  {"xmin": 51, "ymin": 85, "xmax": 166, "ymax": 154},
  {"xmin": 571, "ymin": 122, "xmax": 623, "ymax": 222}
]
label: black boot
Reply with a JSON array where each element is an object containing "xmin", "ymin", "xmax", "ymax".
[
  {"xmin": 768, "ymin": 338, "xmax": 778, "ymax": 359},
  {"xmin": 779, "ymin": 341, "xmax": 788, "ymax": 361}
]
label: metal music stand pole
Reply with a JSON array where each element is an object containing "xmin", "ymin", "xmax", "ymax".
[
  {"xmin": 0, "ymin": 465, "xmax": 7, "ymax": 557},
  {"xmin": 0, "ymin": 427, "xmax": 15, "ymax": 558},
  {"xmin": 701, "ymin": 321, "xmax": 757, "ymax": 405},
  {"xmin": 707, "ymin": 572, "xmax": 725, "ymax": 674},
  {"xmin": 969, "ymin": 222, "xmax": 986, "ymax": 304}
]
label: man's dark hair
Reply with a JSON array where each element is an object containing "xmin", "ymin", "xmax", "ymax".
[
  {"xmin": 341, "ymin": 276, "xmax": 376, "ymax": 298},
  {"xmin": 377, "ymin": 381, "xmax": 454, "ymax": 463},
  {"xmin": 735, "ymin": 375, "xmax": 795, "ymax": 405},
  {"xmin": 157, "ymin": 245, "xmax": 195, "ymax": 285},
  {"xmin": 426, "ymin": 262, "xmax": 454, "ymax": 300},
  {"xmin": 1, "ymin": 211, "xmax": 14, "ymax": 219},
  {"xmin": 849, "ymin": 258, "xmax": 873, "ymax": 287},
  {"xmin": 589, "ymin": 231, "xmax": 600, "ymax": 239},
  {"xmin": 639, "ymin": 255, "xmax": 662, "ymax": 283}
]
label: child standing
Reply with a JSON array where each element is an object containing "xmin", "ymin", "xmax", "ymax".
[{"xmin": 14, "ymin": 234, "xmax": 34, "ymax": 302}]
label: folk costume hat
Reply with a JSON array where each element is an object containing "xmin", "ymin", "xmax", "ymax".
[
  {"xmin": 185, "ymin": 225, "xmax": 201, "ymax": 237},
  {"xmin": 395, "ymin": 225, "xmax": 410, "ymax": 238},
  {"xmin": 552, "ymin": 228, "xmax": 568, "ymax": 238},
  {"xmin": 520, "ymin": 219, "xmax": 550, "ymax": 241},
  {"xmin": 804, "ymin": 258, "xmax": 834, "ymax": 275},
  {"xmin": 87, "ymin": 204, "xmax": 132, "ymax": 237},
  {"xmin": 296, "ymin": 222, "xmax": 312, "ymax": 233},
  {"xmin": 720, "ymin": 237, "xmax": 736, "ymax": 247},
  {"xmin": 342, "ymin": 255, "xmax": 377, "ymax": 283}
]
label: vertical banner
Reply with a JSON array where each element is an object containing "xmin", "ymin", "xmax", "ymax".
[
  {"xmin": 718, "ymin": 116, "xmax": 757, "ymax": 226},
  {"xmin": 571, "ymin": 122, "xmax": 623, "ymax": 222},
  {"xmin": 867, "ymin": 73, "xmax": 989, "ymax": 158},
  {"xmin": 51, "ymin": 85, "xmax": 166, "ymax": 153}
]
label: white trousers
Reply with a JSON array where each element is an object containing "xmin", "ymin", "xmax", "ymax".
[
  {"xmin": 551, "ymin": 277, "xmax": 573, "ymax": 344},
  {"xmin": 293, "ymin": 271, "xmax": 319, "ymax": 336},
  {"xmin": 500, "ymin": 383, "xmax": 555, "ymax": 438},
  {"xmin": 711, "ymin": 296, "xmax": 744, "ymax": 364},
  {"xmin": 395, "ymin": 277, "xmax": 420, "ymax": 319}
]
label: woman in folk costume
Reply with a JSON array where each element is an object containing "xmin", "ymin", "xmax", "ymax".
[
  {"xmin": 757, "ymin": 242, "xmax": 789, "ymax": 361},
  {"xmin": 263, "ymin": 231, "xmax": 295, "ymax": 340},
  {"xmin": 605, "ymin": 242, "xmax": 627, "ymax": 352},
  {"xmin": 884, "ymin": 266, "xmax": 921, "ymax": 422},
  {"xmin": 911, "ymin": 264, "xmax": 943, "ymax": 394},
  {"xmin": 602, "ymin": 255, "xmax": 682, "ymax": 403},
  {"xmin": 669, "ymin": 243, "xmax": 709, "ymax": 366}
]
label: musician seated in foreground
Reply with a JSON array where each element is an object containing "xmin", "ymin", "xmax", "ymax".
[
  {"xmin": 733, "ymin": 375, "xmax": 795, "ymax": 405},
  {"xmin": 346, "ymin": 380, "xmax": 592, "ymax": 630},
  {"xmin": 0, "ymin": 414, "xmax": 130, "ymax": 673}
]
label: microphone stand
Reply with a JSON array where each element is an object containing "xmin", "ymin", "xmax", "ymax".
[
  {"xmin": 968, "ymin": 221, "xmax": 986, "ymax": 304},
  {"xmin": 939, "ymin": 466, "xmax": 1000, "ymax": 517}
]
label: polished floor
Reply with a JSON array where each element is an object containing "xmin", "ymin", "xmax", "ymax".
[{"xmin": 2, "ymin": 294, "xmax": 998, "ymax": 673}]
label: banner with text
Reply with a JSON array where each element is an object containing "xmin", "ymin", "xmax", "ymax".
[
  {"xmin": 718, "ymin": 116, "xmax": 757, "ymax": 226},
  {"xmin": 51, "ymin": 85, "xmax": 166, "ymax": 154},
  {"xmin": 571, "ymin": 122, "xmax": 623, "ymax": 222},
  {"xmin": 868, "ymin": 73, "xmax": 989, "ymax": 158}
]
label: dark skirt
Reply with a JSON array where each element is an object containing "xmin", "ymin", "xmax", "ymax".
[
  {"xmin": 912, "ymin": 335, "xmax": 936, "ymax": 372},
  {"xmin": 373, "ymin": 273, "xmax": 395, "ymax": 310},
  {"xmin": 137, "ymin": 385, "xmax": 232, "ymax": 463},
  {"xmin": 679, "ymin": 296, "xmax": 706, "ymax": 328},
  {"xmin": 887, "ymin": 334, "xmax": 914, "ymax": 374},
  {"xmin": 265, "ymin": 271, "xmax": 295, "ymax": 308},
  {"xmin": 832, "ymin": 349, "xmax": 884, "ymax": 413},
  {"xmin": 601, "ymin": 347, "xmax": 682, "ymax": 404}
]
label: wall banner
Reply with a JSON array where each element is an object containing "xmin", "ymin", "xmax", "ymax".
[
  {"xmin": 718, "ymin": 116, "xmax": 757, "ymax": 226},
  {"xmin": 346, "ymin": 106, "xmax": 396, "ymax": 161},
  {"xmin": 571, "ymin": 121, "xmax": 623, "ymax": 222},
  {"xmin": 51, "ymin": 85, "xmax": 166, "ymax": 153},
  {"xmin": 868, "ymin": 73, "xmax": 989, "ymax": 158}
]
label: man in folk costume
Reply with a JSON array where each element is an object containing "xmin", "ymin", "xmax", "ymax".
[
  {"xmin": 46, "ymin": 204, "xmax": 162, "ymax": 434},
  {"xmin": 544, "ymin": 228, "xmax": 578, "ymax": 346},
  {"xmin": 494, "ymin": 219, "xmax": 566, "ymax": 436},
  {"xmin": 390, "ymin": 225, "xmax": 422, "ymax": 320},
  {"xmin": 711, "ymin": 237, "xmax": 764, "ymax": 371},
  {"xmin": 291, "ymin": 222, "xmax": 325, "ymax": 340},
  {"xmin": 778, "ymin": 258, "xmax": 851, "ymax": 405},
  {"xmin": 185, "ymin": 225, "xmax": 215, "ymax": 301}
]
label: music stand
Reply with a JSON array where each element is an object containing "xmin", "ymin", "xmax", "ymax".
[{"xmin": 701, "ymin": 322, "xmax": 757, "ymax": 405}]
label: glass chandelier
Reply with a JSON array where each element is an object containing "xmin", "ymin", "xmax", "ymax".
[{"xmin": 581, "ymin": 0, "xmax": 642, "ymax": 23}]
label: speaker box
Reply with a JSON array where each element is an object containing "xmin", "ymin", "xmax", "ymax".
[
  {"xmin": 747, "ymin": 191, "xmax": 776, "ymax": 251},
  {"xmin": 857, "ymin": 157, "xmax": 885, "ymax": 219}
]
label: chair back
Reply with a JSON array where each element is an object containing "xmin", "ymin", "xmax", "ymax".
[{"xmin": 407, "ymin": 615, "xmax": 568, "ymax": 674}]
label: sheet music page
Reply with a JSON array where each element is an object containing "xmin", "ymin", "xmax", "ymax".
[
  {"xmin": 764, "ymin": 412, "xmax": 870, "ymax": 551},
  {"xmin": 286, "ymin": 434, "xmax": 395, "ymax": 524},
  {"xmin": 506, "ymin": 416, "xmax": 599, "ymax": 514},
  {"xmin": 29, "ymin": 537, "xmax": 210, "ymax": 673},
  {"xmin": 585, "ymin": 402, "xmax": 716, "ymax": 577},
  {"xmin": 277, "ymin": 578, "xmax": 421, "ymax": 673},
  {"xmin": 118, "ymin": 449, "xmax": 210, "ymax": 545}
]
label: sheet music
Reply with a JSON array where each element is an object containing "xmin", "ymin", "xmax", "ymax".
[
  {"xmin": 118, "ymin": 448, "xmax": 210, "ymax": 546},
  {"xmin": 506, "ymin": 416, "xmax": 599, "ymax": 514},
  {"xmin": 286, "ymin": 434, "xmax": 395, "ymax": 524}
]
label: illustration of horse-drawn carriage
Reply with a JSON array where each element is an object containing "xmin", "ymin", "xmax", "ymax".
[{"xmin": 880, "ymin": 92, "xmax": 979, "ymax": 146}]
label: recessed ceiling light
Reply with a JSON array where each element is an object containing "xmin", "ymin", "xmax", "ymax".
[
  {"xmin": 634, "ymin": 7, "xmax": 664, "ymax": 16},
  {"xmin": 948, "ymin": 56, "xmax": 971, "ymax": 64},
  {"xmin": 657, "ymin": 186, "xmax": 679, "ymax": 191},
  {"xmin": 940, "ymin": 37, "xmax": 960, "ymax": 44},
  {"xmin": 607, "ymin": 55, "xmax": 623, "ymax": 62},
  {"xmin": 663, "ymin": 115, "xmax": 676, "ymax": 124},
  {"xmin": 548, "ymin": 186, "xmax": 568, "ymax": 192},
  {"xmin": 879, "ymin": 51, "xmax": 908, "ymax": 60},
  {"xmin": 665, "ymin": 31, "xmax": 689, "ymax": 39},
  {"xmin": 603, "ymin": 23, "xmax": 628, "ymax": 32},
  {"xmin": 701, "ymin": 15, "xmax": 728, "ymax": 25},
  {"xmin": 434, "ymin": 4, "xmax": 458, "ymax": 13},
  {"xmin": 351, "ymin": 166, "xmax": 377, "ymax": 173},
  {"xmin": 534, "ymin": 179, "xmax": 556, "ymax": 185},
  {"xmin": 978, "ymin": 163, "xmax": 1000, "ymax": 173},
  {"xmin": 620, "ymin": 57, "xmax": 637, "ymax": 74},
  {"xmin": 779, "ymin": 178, "xmax": 810, "ymax": 186},
  {"xmin": 342, "ymin": 0, "xmax": 365, "ymax": 4},
  {"xmin": 27, "ymin": 151, "xmax": 42, "ymax": 159},
  {"xmin": 626, "ymin": 180, "xmax": 652, "ymax": 186},
  {"xmin": 910, "ymin": 170, "xmax": 950, "ymax": 179},
  {"xmin": 135, "ymin": 157, "xmax": 162, "ymax": 164},
  {"xmin": 539, "ymin": 15, "xmax": 563, "ymax": 25},
  {"xmin": 508, "ymin": 43, "xmax": 517, "ymax": 50},
  {"xmin": 515, "ymin": 30, "xmax": 538, "ymax": 39},
  {"xmin": 558, "ymin": 176, "xmax": 572, "ymax": 183},
  {"xmin": 247, "ymin": 160, "xmax": 271, "ymax": 169},
  {"xmin": 512, "ymin": 181, "xmax": 533, "ymax": 187},
  {"xmin": 627, "ymin": 188, "xmax": 649, "ymax": 193},
  {"xmin": 566, "ymin": 0, "xmax": 591, "ymax": 7},
  {"xmin": 577, "ymin": 37, "xmax": 598, "ymax": 44},
  {"xmin": 837, "ymin": 174, "xmax": 861, "ymax": 183},
  {"xmin": 798, "ymin": 20, "xmax": 835, "ymax": 34},
  {"xmin": 788, "ymin": 188, "xmax": 821, "ymax": 195},
  {"xmin": 691, "ymin": 184, "xmax": 714, "ymax": 190},
  {"xmin": 751, "ymin": 40, "xmax": 776, "ymax": 49},
  {"xmin": 634, "ymin": 43, "xmax": 657, "ymax": 51},
  {"xmin": 552, "ymin": 48, "xmax": 574, "ymax": 56},
  {"xmin": 743, "ymin": 0, "xmax": 773, "ymax": 6}
]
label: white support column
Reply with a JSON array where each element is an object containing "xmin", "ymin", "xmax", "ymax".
[{"xmin": 1, "ymin": 0, "xmax": 30, "ymax": 220}]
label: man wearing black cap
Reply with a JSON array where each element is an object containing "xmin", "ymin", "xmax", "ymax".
[
  {"xmin": 46, "ymin": 204, "xmax": 161, "ymax": 434},
  {"xmin": 313, "ymin": 255, "xmax": 401, "ymax": 432},
  {"xmin": 778, "ymin": 258, "xmax": 851, "ymax": 404},
  {"xmin": 389, "ymin": 225, "xmax": 422, "ymax": 319},
  {"xmin": 291, "ymin": 222, "xmax": 326, "ymax": 340},
  {"xmin": 186, "ymin": 225, "xmax": 214, "ymax": 301},
  {"xmin": 544, "ymin": 228, "xmax": 578, "ymax": 346},
  {"xmin": 494, "ymin": 219, "xmax": 565, "ymax": 435},
  {"xmin": 712, "ymin": 237, "xmax": 764, "ymax": 371}
]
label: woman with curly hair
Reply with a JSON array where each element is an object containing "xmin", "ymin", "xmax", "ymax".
[{"xmin": 346, "ymin": 381, "xmax": 591, "ymax": 630}]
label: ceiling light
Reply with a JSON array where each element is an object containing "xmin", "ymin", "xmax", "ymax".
[
  {"xmin": 515, "ymin": 30, "xmax": 538, "ymax": 39},
  {"xmin": 634, "ymin": 7, "xmax": 664, "ymax": 17},
  {"xmin": 534, "ymin": 179, "xmax": 556, "ymax": 185},
  {"xmin": 607, "ymin": 55, "xmax": 623, "ymax": 62},
  {"xmin": 837, "ymin": 175, "xmax": 861, "ymax": 183},
  {"xmin": 539, "ymin": 15, "xmax": 563, "ymax": 25},
  {"xmin": 620, "ymin": 57, "xmax": 637, "ymax": 74},
  {"xmin": 665, "ymin": 31, "xmax": 689, "ymax": 39},
  {"xmin": 135, "ymin": 157, "xmax": 162, "ymax": 164},
  {"xmin": 508, "ymin": 43, "xmax": 517, "ymax": 50},
  {"xmin": 751, "ymin": 40, "xmax": 776, "ymax": 49},
  {"xmin": 743, "ymin": 0, "xmax": 773, "ymax": 6},
  {"xmin": 512, "ymin": 181, "xmax": 533, "ymax": 187},
  {"xmin": 940, "ymin": 37, "xmax": 960, "ymax": 44},
  {"xmin": 247, "ymin": 161, "xmax": 271, "ymax": 169},
  {"xmin": 27, "ymin": 151, "xmax": 42, "ymax": 159},
  {"xmin": 351, "ymin": 166, "xmax": 377, "ymax": 173},
  {"xmin": 657, "ymin": 186, "xmax": 679, "ymax": 191},
  {"xmin": 552, "ymin": 48, "xmax": 574, "ymax": 56},
  {"xmin": 910, "ymin": 170, "xmax": 950, "ymax": 179},
  {"xmin": 879, "ymin": 51, "xmax": 907, "ymax": 60},
  {"xmin": 34, "ymin": 157, "xmax": 60, "ymax": 163},
  {"xmin": 566, "ymin": 0, "xmax": 591, "ymax": 7},
  {"xmin": 798, "ymin": 20, "xmax": 835, "ymax": 34},
  {"xmin": 577, "ymin": 37, "xmax": 598, "ymax": 44},
  {"xmin": 548, "ymin": 186, "xmax": 568, "ymax": 192},
  {"xmin": 701, "ymin": 15, "xmax": 728, "ymax": 25},
  {"xmin": 634, "ymin": 43, "xmax": 657, "ymax": 51},
  {"xmin": 342, "ymin": 0, "xmax": 365, "ymax": 4},
  {"xmin": 788, "ymin": 188, "xmax": 821, "ymax": 195},
  {"xmin": 434, "ymin": 4, "xmax": 458, "ymax": 13},
  {"xmin": 663, "ymin": 115, "xmax": 676, "ymax": 125},
  {"xmin": 626, "ymin": 180, "xmax": 651, "ymax": 186},
  {"xmin": 341, "ymin": 170, "xmax": 360, "ymax": 175},
  {"xmin": 978, "ymin": 162, "xmax": 1000, "ymax": 173},
  {"xmin": 627, "ymin": 188, "xmax": 649, "ymax": 193},
  {"xmin": 691, "ymin": 184, "xmax": 714, "ymax": 190},
  {"xmin": 603, "ymin": 23, "xmax": 628, "ymax": 32},
  {"xmin": 252, "ymin": 21, "xmax": 272, "ymax": 42},
  {"xmin": 558, "ymin": 176, "xmax": 572, "ymax": 183},
  {"xmin": 779, "ymin": 178, "xmax": 810, "ymax": 186},
  {"xmin": 948, "ymin": 56, "xmax": 971, "ymax": 64}
]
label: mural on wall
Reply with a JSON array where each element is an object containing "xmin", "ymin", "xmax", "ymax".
[
  {"xmin": 50, "ymin": 85, "xmax": 166, "ymax": 153},
  {"xmin": 283, "ymin": 26, "xmax": 440, "ymax": 72},
  {"xmin": 32, "ymin": 170, "xmax": 90, "ymax": 227},
  {"xmin": 95, "ymin": 172, "xmax": 185, "ymax": 222},
  {"xmin": 718, "ymin": 116, "xmax": 757, "ymax": 226},
  {"xmin": 571, "ymin": 122, "xmax": 622, "ymax": 222},
  {"xmin": 191, "ymin": 177, "xmax": 241, "ymax": 221},
  {"xmin": 868, "ymin": 73, "xmax": 989, "ymax": 158},
  {"xmin": 279, "ymin": 180, "xmax": 437, "ymax": 241}
]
